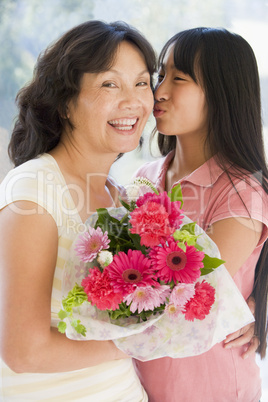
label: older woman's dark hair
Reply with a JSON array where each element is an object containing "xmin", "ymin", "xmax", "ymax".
[
  {"xmin": 155, "ymin": 27, "xmax": 268, "ymax": 358},
  {"xmin": 9, "ymin": 20, "xmax": 156, "ymax": 167}
]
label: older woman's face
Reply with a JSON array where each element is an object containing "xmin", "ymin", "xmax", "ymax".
[{"xmin": 66, "ymin": 41, "xmax": 154, "ymax": 156}]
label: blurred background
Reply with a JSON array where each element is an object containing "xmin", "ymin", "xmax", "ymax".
[{"xmin": 0, "ymin": 0, "xmax": 267, "ymax": 397}]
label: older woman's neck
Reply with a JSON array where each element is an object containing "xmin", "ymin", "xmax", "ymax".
[{"xmin": 50, "ymin": 141, "xmax": 116, "ymax": 185}]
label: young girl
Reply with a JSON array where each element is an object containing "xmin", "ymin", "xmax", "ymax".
[{"xmin": 134, "ymin": 27, "xmax": 268, "ymax": 402}]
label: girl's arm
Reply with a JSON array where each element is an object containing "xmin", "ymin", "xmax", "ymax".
[
  {"xmin": 207, "ymin": 216, "xmax": 262, "ymax": 277},
  {"xmin": 207, "ymin": 217, "xmax": 263, "ymax": 356},
  {"xmin": 0, "ymin": 201, "xmax": 127, "ymax": 374}
]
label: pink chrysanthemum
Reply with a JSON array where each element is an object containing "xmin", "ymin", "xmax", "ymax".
[
  {"xmin": 149, "ymin": 236, "xmax": 205, "ymax": 284},
  {"xmin": 81, "ymin": 267, "xmax": 122, "ymax": 310},
  {"xmin": 165, "ymin": 303, "xmax": 182, "ymax": 319},
  {"xmin": 124, "ymin": 285, "xmax": 171, "ymax": 313},
  {"xmin": 75, "ymin": 227, "xmax": 110, "ymax": 262},
  {"xmin": 129, "ymin": 201, "xmax": 175, "ymax": 247},
  {"xmin": 107, "ymin": 249, "xmax": 158, "ymax": 296},
  {"xmin": 183, "ymin": 280, "xmax": 216, "ymax": 321},
  {"xmin": 170, "ymin": 283, "xmax": 196, "ymax": 307},
  {"xmin": 136, "ymin": 191, "xmax": 183, "ymax": 228}
]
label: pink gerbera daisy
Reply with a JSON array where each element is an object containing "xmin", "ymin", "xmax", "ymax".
[
  {"xmin": 136, "ymin": 191, "xmax": 183, "ymax": 228},
  {"xmin": 129, "ymin": 201, "xmax": 175, "ymax": 247},
  {"xmin": 149, "ymin": 236, "xmax": 205, "ymax": 284},
  {"xmin": 169, "ymin": 283, "xmax": 196, "ymax": 307},
  {"xmin": 75, "ymin": 227, "xmax": 110, "ymax": 262},
  {"xmin": 107, "ymin": 249, "xmax": 158, "ymax": 296},
  {"xmin": 124, "ymin": 285, "xmax": 171, "ymax": 313},
  {"xmin": 81, "ymin": 267, "xmax": 123, "ymax": 311},
  {"xmin": 183, "ymin": 280, "xmax": 216, "ymax": 321},
  {"xmin": 165, "ymin": 303, "xmax": 182, "ymax": 319}
]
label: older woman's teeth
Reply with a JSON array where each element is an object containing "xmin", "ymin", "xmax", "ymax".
[{"xmin": 108, "ymin": 118, "xmax": 137, "ymax": 130}]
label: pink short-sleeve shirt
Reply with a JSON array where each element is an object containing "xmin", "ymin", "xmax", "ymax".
[{"xmin": 133, "ymin": 152, "xmax": 268, "ymax": 402}]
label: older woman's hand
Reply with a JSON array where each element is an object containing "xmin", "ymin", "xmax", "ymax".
[{"xmin": 223, "ymin": 296, "xmax": 259, "ymax": 359}]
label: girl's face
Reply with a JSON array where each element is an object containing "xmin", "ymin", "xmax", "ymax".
[
  {"xmin": 153, "ymin": 45, "xmax": 208, "ymax": 140},
  {"xmin": 66, "ymin": 41, "xmax": 154, "ymax": 156}
]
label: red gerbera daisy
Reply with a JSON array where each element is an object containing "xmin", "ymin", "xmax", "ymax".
[
  {"xmin": 81, "ymin": 267, "xmax": 123, "ymax": 311},
  {"xmin": 149, "ymin": 236, "xmax": 205, "ymax": 284},
  {"xmin": 183, "ymin": 280, "xmax": 216, "ymax": 321},
  {"xmin": 107, "ymin": 249, "xmax": 158, "ymax": 296}
]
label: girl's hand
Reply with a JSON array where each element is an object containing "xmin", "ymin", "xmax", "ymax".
[{"xmin": 223, "ymin": 296, "xmax": 259, "ymax": 359}]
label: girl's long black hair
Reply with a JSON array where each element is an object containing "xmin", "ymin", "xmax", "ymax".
[{"xmin": 156, "ymin": 27, "xmax": 268, "ymax": 358}]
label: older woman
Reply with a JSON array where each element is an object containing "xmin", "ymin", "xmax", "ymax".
[{"xmin": 0, "ymin": 20, "xmax": 155, "ymax": 401}]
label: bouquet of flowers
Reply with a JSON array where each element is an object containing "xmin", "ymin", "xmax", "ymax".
[{"xmin": 58, "ymin": 179, "xmax": 254, "ymax": 360}]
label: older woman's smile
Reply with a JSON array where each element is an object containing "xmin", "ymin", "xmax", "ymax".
[{"xmin": 108, "ymin": 117, "xmax": 139, "ymax": 132}]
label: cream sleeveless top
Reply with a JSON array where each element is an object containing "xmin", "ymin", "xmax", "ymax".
[{"xmin": 0, "ymin": 153, "xmax": 147, "ymax": 401}]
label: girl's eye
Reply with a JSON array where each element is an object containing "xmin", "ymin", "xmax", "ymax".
[
  {"xmin": 157, "ymin": 74, "xmax": 164, "ymax": 83},
  {"xmin": 174, "ymin": 76, "xmax": 185, "ymax": 81}
]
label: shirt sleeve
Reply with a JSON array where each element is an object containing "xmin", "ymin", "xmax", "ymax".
[
  {"xmin": 0, "ymin": 164, "xmax": 63, "ymax": 228},
  {"xmin": 209, "ymin": 177, "xmax": 268, "ymax": 246}
]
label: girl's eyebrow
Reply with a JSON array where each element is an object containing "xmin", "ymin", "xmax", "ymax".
[{"xmin": 159, "ymin": 62, "xmax": 176, "ymax": 70}]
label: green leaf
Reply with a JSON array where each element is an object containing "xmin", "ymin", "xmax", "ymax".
[
  {"xmin": 128, "ymin": 232, "xmax": 147, "ymax": 253},
  {"xmin": 94, "ymin": 209, "xmax": 133, "ymax": 250},
  {"xmin": 180, "ymin": 222, "xmax": 197, "ymax": 235},
  {"xmin": 71, "ymin": 319, "xmax": 87, "ymax": 337},
  {"xmin": 118, "ymin": 197, "xmax": 131, "ymax": 211},
  {"xmin": 200, "ymin": 267, "xmax": 215, "ymax": 276},
  {"xmin": 176, "ymin": 241, "xmax": 186, "ymax": 252},
  {"xmin": 57, "ymin": 321, "xmax": 67, "ymax": 334},
  {"xmin": 62, "ymin": 284, "xmax": 88, "ymax": 312},
  {"xmin": 173, "ymin": 227, "xmax": 199, "ymax": 247},
  {"xmin": 168, "ymin": 183, "xmax": 183, "ymax": 207},
  {"xmin": 109, "ymin": 303, "xmax": 132, "ymax": 320},
  {"xmin": 119, "ymin": 212, "xmax": 130, "ymax": 225},
  {"xmin": 58, "ymin": 309, "xmax": 70, "ymax": 320},
  {"xmin": 202, "ymin": 254, "xmax": 225, "ymax": 269},
  {"xmin": 95, "ymin": 208, "xmax": 120, "ymax": 231}
]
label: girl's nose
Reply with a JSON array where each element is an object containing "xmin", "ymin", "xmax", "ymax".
[{"xmin": 154, "ymin": 80, "xmax": 169, "ymax": 102}]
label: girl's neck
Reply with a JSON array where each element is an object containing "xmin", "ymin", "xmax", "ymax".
[{"xmin": 165, "ymin": 135, "xmax": 211, "ymax": 191}]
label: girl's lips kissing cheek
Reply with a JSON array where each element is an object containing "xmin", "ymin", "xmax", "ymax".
[
  {"xmin": 153, "ymin": 107, "xmax": 165, "ymax": 118},
  {"xmin": 108, "ymin": 118, "xmax": 138, "ymax": 134}
]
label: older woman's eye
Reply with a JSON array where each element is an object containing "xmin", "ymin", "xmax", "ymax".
[
  {"xmin": 136, "ymin": 81, "xmax": 149, "ymax": 87},
  {"xmin": 102, "ymin": 82, "xmax": 117, "ymax": 88}
]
